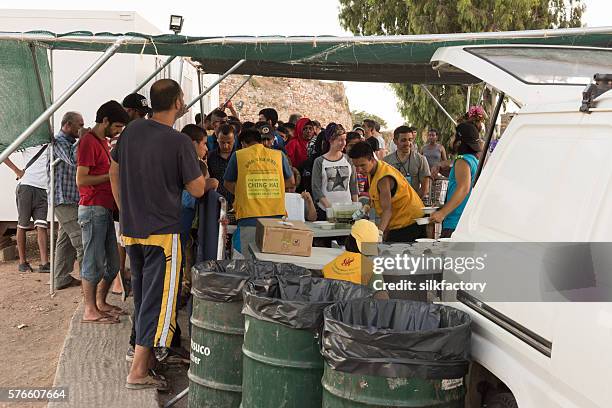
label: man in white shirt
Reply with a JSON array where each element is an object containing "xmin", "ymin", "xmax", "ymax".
[{"xmin": 3, "ymin": 144, "xmax": 50, "ymax": 272}]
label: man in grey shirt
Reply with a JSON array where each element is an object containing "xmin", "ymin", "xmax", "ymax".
[{"xmin": 383, "ymin": 126, "xmax": 431, "ymax": 199}]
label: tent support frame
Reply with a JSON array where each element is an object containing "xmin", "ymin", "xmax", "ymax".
[
  {"xmin": 133, "ymin": 55, "xmax": 175, "ymax": 94},
  {"xmin": 163, "ymin": 387, "xmax": 188, "ymax": 408},
  {"xmin": 49, "ymin": 49, "xmax": 55, "ymax": 294},
  {"xmin": 223, "ymin": 75, "xmax": 252, "ymax": 107},
  {"xmin": 0, "ymin": 37, "xmax": 129, "ymax": 296},
  {"xmin": 185, "ymin": 59, "xmax": 246, "ymax": 110},
  {"xmin": 0, "ymin": 36, "xmax": 130, "ymax": 163},
  {"xmin": 420, "ymin": 84, "xmax": 458, "ymax": 126},
  {"xmin": 196, "ymin": 69, "xmax": 205, "ymax": 121},
  {"xmin": 28, "ymin": 42, "xmax": 55, "ymax": 294}
]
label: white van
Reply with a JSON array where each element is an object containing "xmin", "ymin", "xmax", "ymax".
[{"xmin": 431, "ymin": 45, "xmax": 612, "ymax": 407}]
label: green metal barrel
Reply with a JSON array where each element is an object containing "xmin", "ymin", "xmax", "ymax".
[
  {"xmin": 241, "ymin": 315, "xmax": 324, "ymax": 408},
  {"xmin": 188, "ymin": 296, "xmax": 244, "ymax": 408},
  {"xmin": 322, "ymin": 363, "xmax": 465, "ymax": 407}
]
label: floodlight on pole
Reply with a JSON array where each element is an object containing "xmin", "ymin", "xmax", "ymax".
[{"xmin": 169, "ymin": 15, "xmax": 184, "ymax": 35}]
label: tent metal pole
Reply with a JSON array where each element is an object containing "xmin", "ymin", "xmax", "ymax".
[
  {"xmin": 132, "ymin": 55, "xmax": 175, "ymax": 94},
  {"xmin": 49, "ymin": 142, "xmax": 55, "ymax": 295},
  {"xmin": 475, "ymin": 92, "xmax": 504, "ymax": 184},
  {"xmin": 478, "ymin": 84, "xmax": 487, "ymax": 105},
  {"xmin": 177, "ymin": 57, "xmax": 184, "ymax": 88},
  {"xmin": 420, "ymin": 85, "xmax": 457, "ymax": 126},
  {"xmin": 185, "ymin": 59, "xmax": 246, "ymax": 110},
  {"xmin": 197, "ymin": 69, "xmax": 205, "ymax": 121},
  {"xmin": 28, "ymin": 42, "xmax": 55, "ymax": 295},
  {"xmin": 0, "ymin": 25, "xmax": 610, "ymax": 46},
  {"xmin": 222, "ymin": 75, "xmax": 252, "ymax": 107},
  {"xmin": 466, "ymin": 85, "xmax": 472, "ymax": 113},
  {"xmin": 29, "ymin": 44, "xmax": 53, "ymax": 294},
  {"xmin": 163, "ymin": 387, "xmax": 188, "ymax": 408},
  {"xmin": 49, "ymin": 48, "xmax": 55, "ymax": 295},
  {"xmin": 217, "ymin": 197, "xmax": 227, "ymax": 261},
  {"xmin": 0, "ymin": 36, "xmax": 130, "ymax": 164},
  {"xmin": 49, "ymin": 49, "xmax": 54, "ymax": 130}
]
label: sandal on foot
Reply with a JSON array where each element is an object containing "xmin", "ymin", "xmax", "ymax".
[
  {"xmin": 125, "ymin": 374, "xmax": 169, "ymax": 391},
  {"xmin": 81, "ymin": 315, "xmax": 119, "ymax": 324},
  {"xmin": 102, "ymin": 306, "xmax": 128, "ymax": 316}
]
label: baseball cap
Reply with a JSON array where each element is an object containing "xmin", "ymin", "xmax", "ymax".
[
  {"xmin": 455, "ymin": 122, "xmax": 482, "ymax": 152},
  {"xmin": 122, "ymin": 93, "xmax": 152, "ymax": 114},
  {"xmin": 257, "ymin": 123, "xmax": 275, "ymax": 139},
  {"xmin": 351, "ymin": 219, "xmax": 380, "ymax": 256}
]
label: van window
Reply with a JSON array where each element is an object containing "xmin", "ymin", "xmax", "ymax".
[{"xmin": 466, "ymin": 47, "xmax": 612, "ymax": 86}]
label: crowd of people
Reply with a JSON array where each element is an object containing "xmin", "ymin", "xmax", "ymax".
[{"xmin": 2, "ymin": 77, "xmax": 486, "ymax": 391}]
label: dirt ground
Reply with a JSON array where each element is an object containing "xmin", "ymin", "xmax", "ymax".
[
  {"xmin": 0, "ymin": 231, "xmax": 192, "ymax": 408},
  {"xmin": 0, "ymin": 233, "xmax": 81, "ymax": 408}
]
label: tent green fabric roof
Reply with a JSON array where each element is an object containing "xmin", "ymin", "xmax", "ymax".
[{"xmin": 1, "ymin": 26, "xmax": 611, "ymax": 84}]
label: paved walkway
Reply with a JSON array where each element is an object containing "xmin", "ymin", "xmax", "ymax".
[{"xmin": 48, "ymin": 299, "xmax": 158, "ymax": 408}]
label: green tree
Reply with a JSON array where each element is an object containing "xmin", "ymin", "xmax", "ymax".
[
  {"xmin": 351, "ymin": 110, "xmax": 388, "ymax": 129},
  {"xmin": 338, "ymin": 0, "xmax": 584, "ymax": 146}
]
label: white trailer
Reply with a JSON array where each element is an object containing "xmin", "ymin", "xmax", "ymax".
[{"xmin": 0, "ymin": 9, "xmax": 219, "ymax": 227}]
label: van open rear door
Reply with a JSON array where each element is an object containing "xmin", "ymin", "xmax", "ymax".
[
  {"xmin": 431, "ymin": 45, "xmax": 612, "ymax": 106},
  {"xmin": 431, "ymin": 45, "xmax": 612, "ymax": 407}
]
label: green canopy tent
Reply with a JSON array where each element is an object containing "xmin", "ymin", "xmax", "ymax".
[
  {"xmin": 0, "ymin": 25, "xmax": 611, "ymax": 294},
  {"xmin": 1, "ymin": 25, "xmax": 612, "ymax": 156},
  {"xmin": 0, "ymin": 40, "xmax": 52, "ymax": 152},
  {"xmin": 5, "ymin": 26, "xmax": 612, "ymax": 84}
]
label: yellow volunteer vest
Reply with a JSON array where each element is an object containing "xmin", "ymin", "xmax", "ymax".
[
  {"xmin": 322, "ymin": 251, "xmax": 374, "ymax": 285},
  {"xmin": 235, "ymin": 144, "xmax": 286, "ymax": 220},
  {"xmin": 369, "ymin": 160, "xmax": 424, "ymax": 230}
]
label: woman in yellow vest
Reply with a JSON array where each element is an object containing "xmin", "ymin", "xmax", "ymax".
[
  {"xmin": 348, "ymin": 141, "xmax": 425, "ymax": 242},
  {"xmin": 323, "ymin": 219, "xmax": 383, "ymax": 291},
  {"xmin": 224, "ymin": 128, "xmax": 295, "ymax": 257}
]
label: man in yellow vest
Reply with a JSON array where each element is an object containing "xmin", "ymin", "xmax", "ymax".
[
  {"xmin": 224, "ymin": 128, "xmax": 295, "ymax": 257},
  {"xmin": 348, "ymin": 141, "xmax": 425, "ymax": 242}
]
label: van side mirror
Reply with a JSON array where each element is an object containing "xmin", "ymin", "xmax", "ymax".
[{"xmin": 580, "ymin": 73, "xmax": 612, "ymax": 113}]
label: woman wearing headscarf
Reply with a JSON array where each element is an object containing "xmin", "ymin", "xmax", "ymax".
[
  {"xmin": 430, "ymin": 122, "xmax": 482, "ymax": 237},
  {"xmin": 294, "ymin": 119, "xmax": 328, "ymax": 193},
  {"xmin": 285, "ymin": 117, "xmax": 315, "ymax": 169},
  {"xmin": 311, "ymin": 123, "xmax": 358, "ymax": 220}
]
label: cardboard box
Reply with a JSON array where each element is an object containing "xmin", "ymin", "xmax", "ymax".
[{"xmin": 256, "ymin": 218, "xmax": 314, "ymax": 257}]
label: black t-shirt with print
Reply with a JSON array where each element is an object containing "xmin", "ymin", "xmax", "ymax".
[{"xmin": 111, "ymin": 118, "xmax": 201, "ymax": 238}]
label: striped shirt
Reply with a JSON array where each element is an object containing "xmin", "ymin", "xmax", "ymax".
[{"xmin": 50, "ymin": 130, "xmax": 79, "ymax": 205}]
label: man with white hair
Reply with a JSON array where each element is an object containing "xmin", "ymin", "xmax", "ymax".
[{"xmin": 51, "ymin": 111, "xmax": 85, "ymax": 289}]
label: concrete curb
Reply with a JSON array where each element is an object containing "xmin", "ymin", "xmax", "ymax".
[{"xmin": 49, "ymin": 299, "xmax": 158, "ymax": 408}]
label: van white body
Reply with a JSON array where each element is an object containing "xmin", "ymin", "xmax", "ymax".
[
  {"xmin": 431, "ymin": 45, "xmax": 612, "ymax": 407},
  {"xmin": 0, "ymin": 9, "xmax": 219, "ymax": 225}
]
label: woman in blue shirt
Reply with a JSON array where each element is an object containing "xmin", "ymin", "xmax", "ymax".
[{"xmin": 430, "ymin": 122, "xmax": 482, "ymax": 237}]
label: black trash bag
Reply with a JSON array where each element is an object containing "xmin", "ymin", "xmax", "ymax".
[
  {"xmin": 242, "ymin": 275, "xmax": 373, "ymax": 330},
  {"xmin": 191, "ymin": 260, "xmax": 311, "ymax": 302},
  {"xmin": 321, "ymin": 298, "xmax": 471, "ymax": 379}
]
